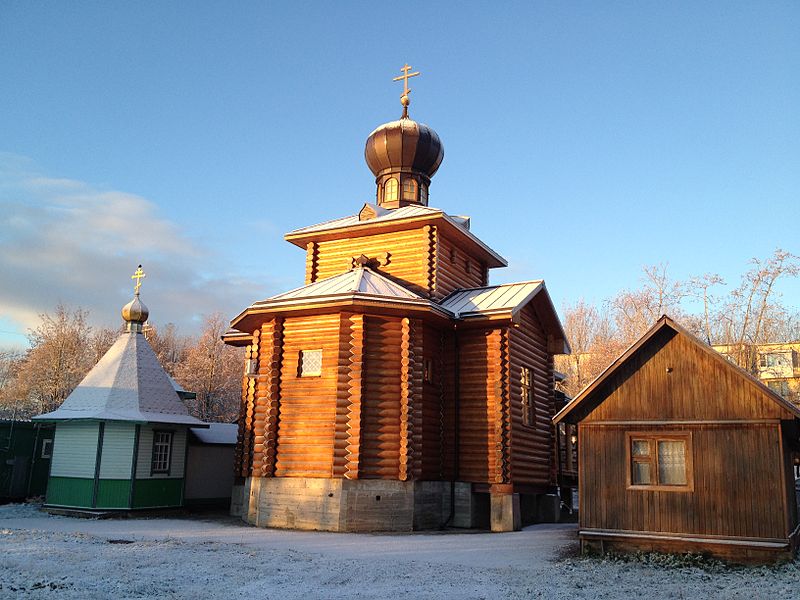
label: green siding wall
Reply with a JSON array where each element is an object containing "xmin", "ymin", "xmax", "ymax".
[
  {"xmin": 51, "ymin": 422, "xmax": 99, "ymax": 478},
  {"xmin": 99, "ymin": 422, "xmax": 135, "ymax": 479},
  {"xmin": 46, "ymin": 476, "xmax": 94, "ymax": 507},
  {"xmin": 96, "ymin": 479, "xmax": 132, "ymax": 509},
  {"xmin": 132, "ymin": 478, "xmax": 183, "ymax": 508}
]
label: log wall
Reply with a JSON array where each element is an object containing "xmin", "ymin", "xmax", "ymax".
[
  {"xmin": 308, "ymin": 229, "xmax": 431, "ymax": 296},
  {"xmin": 433, "ymin": 231, "xmax": 487, "ymax": 299},
  {"xmin": 509, "ymin": 304, "xmax": 555, "ymax": 485},
  {"xmin": 360, "ymin": 316, "xmax": 403, "ymax": 479},
  {"xmin": 274, "ymin": 315, "xmax": 340, "ymax": 478}
]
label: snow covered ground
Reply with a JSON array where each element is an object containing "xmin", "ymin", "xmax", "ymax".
[{"xmin": 0, "ymin": 503, "xmax": 798, "ymax": 599}]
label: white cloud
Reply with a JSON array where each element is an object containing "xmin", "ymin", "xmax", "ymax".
[{"xmin": 0, "ymin": 154, "xmax": 271, "ymax": 344}]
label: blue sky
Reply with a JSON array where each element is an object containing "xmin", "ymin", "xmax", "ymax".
[{"xmin": 1, "ymin": 2, "xmax": 798, "ymax": 348}]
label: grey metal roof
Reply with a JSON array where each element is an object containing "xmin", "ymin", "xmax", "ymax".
[
  {"xmin": 253, "ymin": 266, "xmax": 425, "ymax": 305},
  {"xmin": 440, "ymin": 281, "xmax": 544, "ymax": 318},
  {"xmin": 34, "ymin": 332, "xmax": 205, "ymax": 426},
  {"xmin": 287, "ymin": 204, "xmax": 442, "ymax": 235},
  {"xmin": 190, "ymin": 423, "xmax": 238, "ymax": 445}
]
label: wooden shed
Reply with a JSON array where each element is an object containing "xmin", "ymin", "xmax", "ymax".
[{"xmin": 554, "ymin": 315, "xmax": 800, "ymax": 563}]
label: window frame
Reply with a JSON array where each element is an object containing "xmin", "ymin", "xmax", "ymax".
[
  {"xmin": 298, "ymin": 348, "xmax": 323, "ymax": 378},
  {"xmin": 520, "ymin": 366, "xmax": 535, "ymax": 427},
  {"xmin": 625, "ymin": 431, "xmax": 693, "ymax": 492},
  {"xmin": 150, "ymin": 430, "xmax": 174, "ymax": 476},
  {"xmin": 384, "ymin": 177, "xmax": 399, "ymax": 203},
  {"xmin": 41, "ymin": 438, "xmax": 53, "ymax": 459},
  {"xmin": 401, "ymin": 178, "xmax": 417, "ymax": 202}
]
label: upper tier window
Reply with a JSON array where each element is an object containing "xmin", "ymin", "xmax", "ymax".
[
  {"xmin": 384, "ymin": 178, "xmax": 398, "ymax": 203},
  {"xmin": 402, "ymin": 179, "xmax": 417, "ymax": 201}
]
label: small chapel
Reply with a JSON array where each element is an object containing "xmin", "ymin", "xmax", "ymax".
[
  {"xmin": 35, "ymin": 268, "xmax": 206, "ymax": 511},
  {"xmin": 224, "ymin": 66, "xmax": 570, "ymax": 532}
]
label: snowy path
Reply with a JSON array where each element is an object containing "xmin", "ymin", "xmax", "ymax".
[{"xmin": 0, "ymin": 504, "xmax": 798, "ymax": 599}]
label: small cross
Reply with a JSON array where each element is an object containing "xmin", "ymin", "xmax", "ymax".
[
  {"xmin": 131, "ymin": 265, "xmax": 146, "ymax": 295},
  {"xmin": 393, "ymin": 64, "xmax": 420, "ymax": 117},
  {"xmin": 393, "ymin": 63, "xmax": 420, "ymax": 98}
]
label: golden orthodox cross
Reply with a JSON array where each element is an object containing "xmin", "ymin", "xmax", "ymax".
[
  {"xmin": 393, "ymin": 64, "xmax": 420, "ymax": 117},
  {"xmin": 131, "ymin": 265, "xmax": 146, "ymax": 295}
]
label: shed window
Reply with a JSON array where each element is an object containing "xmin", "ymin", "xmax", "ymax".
[
  {"xmin": 628, "ymin": 433, "xmax": 691, "ymax": 490},
  {"xmin": 384, "ymin": 178, "xmax": 398, "ymax": 203},
  {"xmin": 151, "ymin": 431, "xmax": 173, "ymax": 474},
  {"xmin": 521, "ymin": 367, "xmax": 535, "ymax": 426},
  {"xmin": 298, "ymin": 349, "xmax": 323, "ymax": 377},
  {"xmin": 41, "ymin": 438, "xmax": 53, "ymax": 459}
]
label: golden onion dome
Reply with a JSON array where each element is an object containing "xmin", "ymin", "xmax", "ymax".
[{"xmin": 122, "ymin": 295, "xmax": 149, "ymax": 325}]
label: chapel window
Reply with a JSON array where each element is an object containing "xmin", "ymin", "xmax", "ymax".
[
  {"xmin": 384, "ymin": 178, "xmax": 399, "ymax": 203},
  {"xmin": 298, "ymin": 349, "xmax": 323, "ymax": 377},
  {"xmin": 419, "ymin": 184, "xmax": 428, "ymax": 204},
  {"xmin": 521, "ymin": 367, "xmax": 534, "ymax": 426},
  {"xmin": 629, "ymin": 433, "xmax": 692, "ymax": 490},
  {"xmin": 151, "ymin": 431, "xmax": 174, "ymax": 474},
  {"xmin": 402, "ymin": 178, "xmax": 417, "ymax": 201}
]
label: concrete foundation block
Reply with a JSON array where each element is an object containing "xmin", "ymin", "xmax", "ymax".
[
  {"xmin": 490, "ymin": 492, "xmax": 521, "ymax": 532},
  {"xmin": 229, "ymin": 484, "xmax": 245, "ymax": 517}
]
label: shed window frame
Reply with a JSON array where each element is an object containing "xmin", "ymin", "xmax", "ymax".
[
  {"xmin": 41, "ymin": 438, "xmax": 53, "ymax": 459},
  {"xmin": 626, "ymin": 432, "xmax": 693, "ymax": 492},
  {"xmin": 520, "ymin": 366, "xmax": 535, "ymax": 427},
  {"xmin": 151, "ymin": 430, "xmax": 174, "ymax": 475},
  {"xmin": 298, "ymin": 349, "xmax": 323, "ymax": 377}
]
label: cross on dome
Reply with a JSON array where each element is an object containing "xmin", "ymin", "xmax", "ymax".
[
  {"xmin": 131, "ymin": 265, "xmax": 146, "ymax": 296},
  {"xmin": 393, "ymin": 63, "xmax": 420, "ymax": 118}
]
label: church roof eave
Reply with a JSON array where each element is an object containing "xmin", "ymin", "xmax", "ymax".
[
  {"xmin": 284, "ymin": 208, "xmax": 507, "ymax": 269},
  {"xmin": 230, "ymin": 293, "xmax": 453, "ymax": 334}
]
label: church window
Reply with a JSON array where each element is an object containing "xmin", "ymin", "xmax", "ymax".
[
  {"xmin": 151, "ymin": 431, "xmax": 173, "ymax": 474},
  {"xmin": 423, "ymin": 358, "xmax": 434, "ymax": 383},
  {"xmin": 419, "ymin": 184, "xmax": 428, "ymax": 204},
  {"xmin": 402, "ymin": 178, "xmax": 417, "ymax": 201},
  {"xmin": 384, "ymin": 178, "xmax": 399, "ymax": 203},
  {"xmin": 298, "ymin": 349, "xmax": 323, "ymax": 377},
  {"xmin": 521, "ymin": 367, "xmax": 534, "ymax": 426}
]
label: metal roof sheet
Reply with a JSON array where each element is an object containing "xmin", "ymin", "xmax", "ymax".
[
  {"xmin": 255, "ymin": 267, "xmax": 424, "ymax": 305},
  {"xmin": 34, "ymin": 332, "xmax": 205, "ymax": 426},
  {"xmin": 190, "ymin": 423, "xmax": 238, "ymax": 445},
  {"xmin": 287, "ymin": 204, "xmax": 441, "ymax": 235},
  {"xmin": 440, "ymin": 281, "xmax": 544, "ymax": 318}
]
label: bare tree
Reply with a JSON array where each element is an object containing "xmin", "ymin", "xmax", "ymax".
[
  {"xmin": 173, "ymin": 313, "xmax": 243, "ymax": 422},
  {"xmin": 688, "ymin": 273, "xmax": 725, "ymax": 344}
]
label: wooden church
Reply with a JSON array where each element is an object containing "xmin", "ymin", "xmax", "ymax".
[
  {"xmin": 224, "ymin": 66, "xmax": 570, "ymax": 532},
  {"xmin": 35, "ymin": 269, "xmax": 206, "ymax": 511}
]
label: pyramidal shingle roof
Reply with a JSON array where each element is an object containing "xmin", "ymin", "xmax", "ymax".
[{"xmin": 34, "ymin": 331, "xmax": 204, "ymax": 426}]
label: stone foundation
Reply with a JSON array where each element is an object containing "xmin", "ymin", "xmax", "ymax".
[{"xmin": 234, "ymin": 477, "xmax": 558, "ymax": 532}]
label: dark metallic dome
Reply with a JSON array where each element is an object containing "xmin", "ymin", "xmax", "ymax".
[{"xmin": 364, "ymin": 117, "xmax": 444, "ymax": 209}]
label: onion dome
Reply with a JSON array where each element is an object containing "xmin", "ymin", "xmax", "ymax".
[
  {"xmin": 122, "ymin": 265, "xmax": 149, "ymax": 332},
  {"xmin": 364, "ymin": 64, "xmax": 444, "ymax": 209}
]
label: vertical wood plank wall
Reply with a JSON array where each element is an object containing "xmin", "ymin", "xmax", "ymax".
[
  {"xmin": 584, "ymin": 329, "xmax": 793, "ymax": 422},
  {"xmin": 274, "ymin": 315, "xmax": 340, "ymax": 478},
  {"xmin": 580, "ymin": 423, "xmax": 788, "ymax": 539},
  {"xmin": 509, "ymin": 305, "xmax": 555, "ymax": 485}
]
